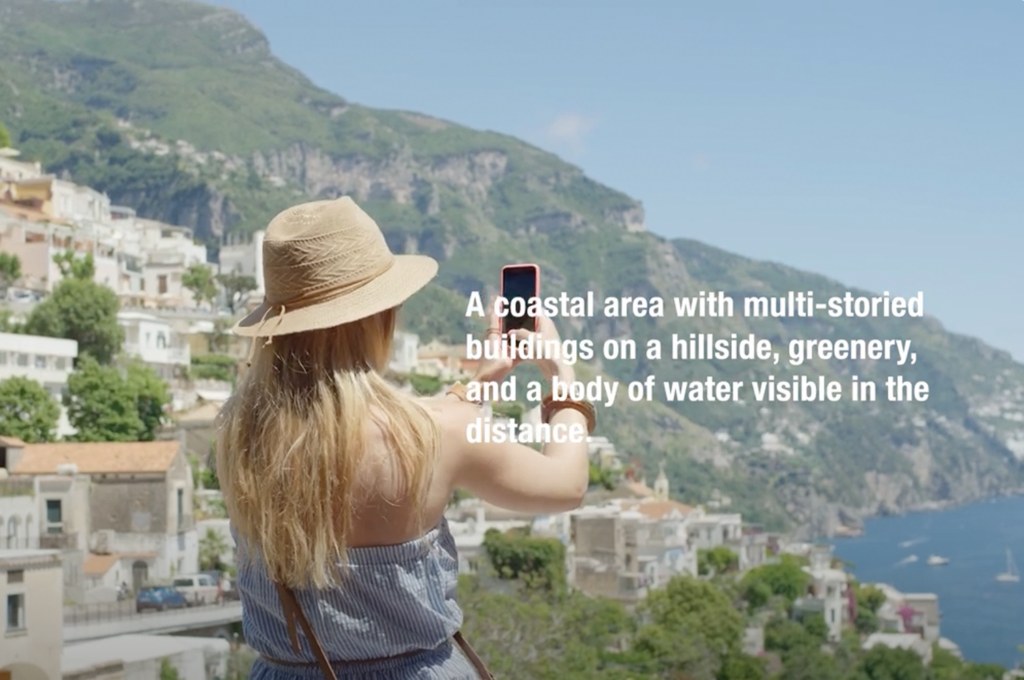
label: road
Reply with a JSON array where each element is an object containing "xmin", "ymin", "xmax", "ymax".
[{"xmin": 63, "ymin": 601, "xmax": 243, "ymax": 643}]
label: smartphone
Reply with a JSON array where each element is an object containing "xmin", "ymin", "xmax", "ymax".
[{"xmin": 500, "ymin": 263, "xmax": 540, "ymax": 334}]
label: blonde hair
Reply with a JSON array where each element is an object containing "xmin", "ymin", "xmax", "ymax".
[{"xmin": 216, "ymin": 308, "xmax": 440, "ymax": 589}]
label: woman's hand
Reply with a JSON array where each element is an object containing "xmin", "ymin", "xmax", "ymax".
[
  {"xmin": 511, "ymin": 314, "xmax": 575, "ymax": 383},
  {"xmin": 471, "ymin": 298, "xmax": 517, "ymax": 384}
]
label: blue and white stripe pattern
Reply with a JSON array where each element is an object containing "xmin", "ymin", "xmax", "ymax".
[{"xmin": 235, "ymin": 518, "xmax": 479, "ymax": 679}]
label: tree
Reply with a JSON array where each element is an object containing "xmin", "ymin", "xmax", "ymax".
[
  {"xmin": 0, "ymin": 376, "xmax": 60, "ymax": 442},
  {"xmin": 64, "ymin": 356, "xmax": 144, "ymax": 442},
  {"xmin": 482, "ymin": 527, "xmax": 567, "ymax": 591},
  {"xmin": 217, "ymin": 272, "xmax": 257, "ymax": 314},
  {"xmin": 699, "ymin": 546, "xmax": 740, "ymax": 576},
  {"xmin": 125, "ymin": 361, "xmax": 171, "ymax": 440},
  {"xmin": 740, "ymin": 555, "xmax": 810, "ymax": 609},
  {"xmin": 718, "ymin": 652, "xmax": 768, "ymax": 680},
  {"xmin": 198, "ymin": 528, "xmax": 230, "ymax": 572},
  {"xmin": 24, "ymin": 253, "xmax": 123, "ymax": 365},
  {"xmin": 53, "ymin": 251, "xmax": 95, "ymax": 280},
  {"xmin": 182, "ymin": 263, "xmax": 217, "ymax": 308},
  {"xmin": 0, "ymin": 252, "xmax": 21, "ymax": 297},
  {"xmin": 0, "ymin": 119, "xmax": 10, "ymax": 149},
  {"xmin": 634, "ymin": 576, "xmax": 745, "ymax": 677},
  {"xmin": 858, "ymin": 644, "xmax": 925, "ymax": 680}
]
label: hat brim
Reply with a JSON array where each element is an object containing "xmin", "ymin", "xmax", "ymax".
[{"xmin": 232, "ymin": 254, "xmax": 439, "ymax": 338}]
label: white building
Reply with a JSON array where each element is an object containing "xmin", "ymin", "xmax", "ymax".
[
  {"xmin": 218, "ymin": 229, "xmax": 265, "ymax": 298},
  {"xmin": 1, "ymin": 151, "xmax": 208, "ymax": 309},
  {"xmin": 0, "ymin": 150, "xmax": 43, "ymax": 183},
  {"xmin": 0, "ymin": 332, "xmax": 78, "ymax": 438},
  {"xmin": 389, "ymin": 331, "xmax": 419, "ymax": 374},
  {"xmin": 687, "ymin": 508, "xmax": 743, "ymax": 550},
  {"xmin": 0, "ymin": 549, "xmax": 63, "ymax": 680},
  {"xmin": 796, "ymin": 545, "xmax": 849, "ymax": 642},
  {"xmin": 0, "ymin": 469, "xmax": 37, "ymax": 552},
  {"xmin": 117, "ymin": 311, "xmax": 190, "ymax": 382}
]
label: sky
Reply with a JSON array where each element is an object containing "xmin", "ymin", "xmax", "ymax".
[{"xmin": 220, "ymin": 0, "xmax": 1023, "ymax": 360}]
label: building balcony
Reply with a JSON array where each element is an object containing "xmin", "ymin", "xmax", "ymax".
[
  {"xmin": 0, "ymin": 477, "xmax": 34, "ymax": 497},
  {"xmin": 39, "ymin": 531, "xmax": 80, "ymax": 550},
  {"xmin": 123, "ymin": 342, "xmax": 190, "ymax": 366}
]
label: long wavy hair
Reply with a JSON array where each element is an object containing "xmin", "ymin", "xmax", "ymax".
[{"xmin": 216, "ymin": 307, "xmax": 440, "ymax": 589}]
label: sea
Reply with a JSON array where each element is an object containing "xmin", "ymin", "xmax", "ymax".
[{"xmin": 827, "ymin": 494, "xmax": 1024, "ymax": 669}]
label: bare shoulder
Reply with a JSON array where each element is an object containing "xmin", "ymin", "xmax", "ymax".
[{"xmin": 416, "ymin": 396, "xmax": 478, "ymax": 443}]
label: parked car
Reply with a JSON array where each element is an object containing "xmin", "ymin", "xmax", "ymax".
[
  {"xmin": 172, "ymin": 573, "xmax": 220, "ymax": 606},
  {"xmin": 136, "ymin": 586, "xmax": 188, "ymax": 613}
]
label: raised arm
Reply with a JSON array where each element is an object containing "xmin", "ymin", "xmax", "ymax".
[{"xmin": 441, "ymin": 310, "xmax": 591, "ymax": 514}]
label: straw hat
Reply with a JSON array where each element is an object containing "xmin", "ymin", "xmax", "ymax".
[{"xmin": 233, "ymin": 196, "xmax": 437, "ymax": 338}]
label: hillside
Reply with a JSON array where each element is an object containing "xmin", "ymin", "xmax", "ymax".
[{"xmin": 2, "ymin": 0, "xmax": 1023, "ymax": 532}]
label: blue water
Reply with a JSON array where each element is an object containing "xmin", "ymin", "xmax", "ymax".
[{"xmin": 828, "ymin": 495, "xmax": 1024, "ymax": 669}]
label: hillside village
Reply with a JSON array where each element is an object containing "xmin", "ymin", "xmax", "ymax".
[{"xmin": 0, "ymin": 147, "xmax": 992, "ymax": 679}]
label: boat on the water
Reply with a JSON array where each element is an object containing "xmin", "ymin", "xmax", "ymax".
[
  {"xmin": 997, "ymin": 549, "xmax": 1020, "ymax": 583},
  {"xmin": 927, "ymin": 555, "xmax": 950, "ymax": 566}
]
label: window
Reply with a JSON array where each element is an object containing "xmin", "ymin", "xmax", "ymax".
[
  {"xmin": 6, "ymin": 593, "xmax": 25, "ymax": 631},
  {"xmin": 55, "ymin": 357, "xmax": 66, "ymax": 370},
  {"xmin": 0, "ymin": 352, "xmax": 6, "ymax": 365},
  {"xmin": 158, "ymin": 275, "xmax": 168, "ymax": 294},
  {"xmin": 7, "ymin": 570, "xmax": 23, "ymax": 584},
  {"xmin": 45, "ymin": 499, "xmax": 63, "ymax": 534},
  {"xmin": 16, "ymin": 354, "xmax": 28, "ymax": 367},
  {"xmin": 176, "ymin": 489, "xmax": 184, "ymax": 529},
  {"xmin": 34, "ymin": 355, "xmax": 47, "ymax": 369}
]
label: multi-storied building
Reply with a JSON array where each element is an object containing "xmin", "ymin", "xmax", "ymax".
[
  {"xmin": 792, "ymin": 545, "xmax": 851, "ymax": 642},
  {"xmin": 0, "ymin": 548, "xmax": 63, "ymax": 680},
  {"xmin": 0, "ymin": 332, "xmax": 78, "ymax": 438},
  {"xmin": 7, "ymin": 439, "xmax": 199, "ymax": 596},
  {"xmin": 0, "ymin": 148, "xmax": 209, "ymax": 309},
  {"xmin": 117, "ymin": 310, "xmax": 191, "ymax": 383},
  {"xmin": 218, "ymin": 229, "xmax": 266, "ymax": 299}
]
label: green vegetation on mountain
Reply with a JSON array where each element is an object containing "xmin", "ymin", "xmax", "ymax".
[{"xmin": 2, "ymin": 0, "xmax": 1023, "ymax": 531}]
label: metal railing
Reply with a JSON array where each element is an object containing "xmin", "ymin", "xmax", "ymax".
[
  {"xmin": 63, "ymin": 599, "xmax": 240, "ymax": 626},
  {"xmin": 0, "ymin": 478, "xmax": 34, "ymax": 497},
  {"xmin": 39, "ymin": 532, "xmax": 79, "ymax": 550}
]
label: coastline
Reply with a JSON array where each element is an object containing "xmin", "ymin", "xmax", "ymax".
[{"xmin": 828, "ymin": 488, "xmax": 1024, "ymax": 540}]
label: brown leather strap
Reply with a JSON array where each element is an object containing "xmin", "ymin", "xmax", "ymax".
[
  {"xmin": 454, "ymin": 630, "xmax": 496, "ymax": 679},
  {"xmin": 273, "ymin": 581, "xmax": 494, "ymax": 679},
  {"xmin": 274, "ymin": 581, "xmax": 339, "ymax": 680}
]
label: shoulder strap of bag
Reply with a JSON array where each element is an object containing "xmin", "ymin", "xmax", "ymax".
[
  {"xmin": 274, "ymin": 581, "xmax": 339, "ymax": 680},
  {"xmin": 454, "ymin": 630, "xmax": 496, "ymax": 679}
]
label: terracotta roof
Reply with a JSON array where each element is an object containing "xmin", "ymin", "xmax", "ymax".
[
  {"xmin": 616, "ymin": 499, "xmax": 694, "ymax": 521},
  {"xmin": 83, "ymin": 553, "xmax": 119, "ymax": 577},
  {"xmin": 0, "ymin": 436, "xmax": 27, "ymax": 447},
  {"xmin": 13, "ymin": 441, "xmax": 181, "ymax": 475}
]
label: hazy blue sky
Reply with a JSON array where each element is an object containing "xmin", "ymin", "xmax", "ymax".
[{"xmin": 223, "ymin": 0, "xmax": 1022, "ymax": 359}]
